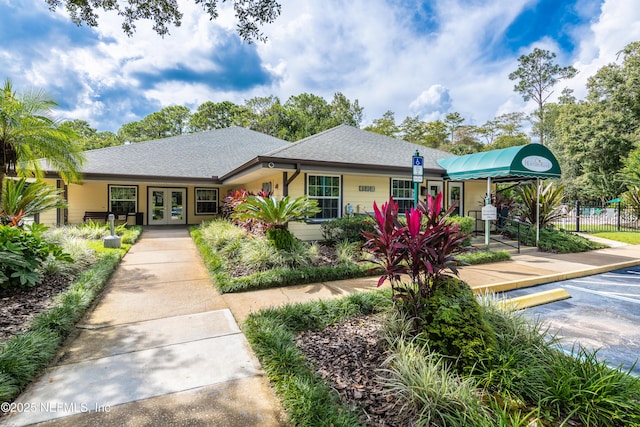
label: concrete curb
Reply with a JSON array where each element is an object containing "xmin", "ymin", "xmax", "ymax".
[
  {"xmin": 499, "ymin": 288, "xmax": 571, "ymax": 311},
  {"xmin": 472, "ymin": 259, "xmax": 640, "ymax": 294}
]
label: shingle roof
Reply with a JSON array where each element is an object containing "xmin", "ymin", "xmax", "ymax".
[
  {"xmin": 263, "ymin": 125, "xmax": 453, "ymax": 171},
  {"xmin": 78, "ymin": 127, "xmax": 290, "ymax": 179},
  {"xmin": 64, "ymin": 125, "xmax": 454, "ymax": 182}
]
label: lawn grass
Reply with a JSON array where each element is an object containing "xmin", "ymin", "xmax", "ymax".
[{"xmin": 592, "ymin": 231, "xmax": 640, "ymax": 244}]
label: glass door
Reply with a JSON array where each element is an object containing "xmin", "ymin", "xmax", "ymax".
[
  {"xmin": 448, "ymin": 182, "xmax": 463, "ymax": 216},
  {"xmin": 148, "ymin": 188, "xmax": 186, "ymax": 225}
]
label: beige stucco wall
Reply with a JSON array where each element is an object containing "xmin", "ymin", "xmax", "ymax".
[{"xmin": 58, "ymin": 181, "xmax": 226, "ymax": 226}]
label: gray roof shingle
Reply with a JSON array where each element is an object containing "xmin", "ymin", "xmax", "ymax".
[
  {"xmin": 263, "ymin": 125, "xmax": 453, "ymax": 171},
  {"xmin": 69, "ymin": 125, "xmax": 454, "ymax": 181},
  {"xmin": 78, "ymin": 127, "xmax": 290, "ymax": 179}
]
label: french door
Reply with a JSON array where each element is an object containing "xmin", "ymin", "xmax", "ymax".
[{"xmin": 148, "ymin": 187, "xmax": 186, "ymax": 225}]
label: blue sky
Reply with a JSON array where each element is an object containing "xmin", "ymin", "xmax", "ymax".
[{"xmin": 0, "ymin": 0, "xmax": 638, "ymax": 133}]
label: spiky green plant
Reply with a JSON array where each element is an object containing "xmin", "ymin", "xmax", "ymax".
[
  {"xmin": 517, "ymin": 181, "xmax": 565, "ymax": 228},
  {"xmin": 1, "ymin": 177, "xmax": 67, "ymax": 218},
  {"xmin": 232, "ymin": 195, "xmax": 320, "ymax": 250}
]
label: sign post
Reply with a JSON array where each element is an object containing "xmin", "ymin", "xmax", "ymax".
[{"xmin": 412, "ymin": 151, "xmax": 424, "ymax": 208}]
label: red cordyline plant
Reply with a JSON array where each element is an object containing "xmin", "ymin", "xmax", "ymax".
[{"xmin": 362, "ymin": 193, "xmax": 469, "ymax": 316}]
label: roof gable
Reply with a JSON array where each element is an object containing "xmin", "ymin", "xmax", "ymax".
[
  {"xmin": 264, "ymin": 125, "xmax": 453, "ymax": 171},
  {"xmin": 79, "ymin": 127, "xmax": 290, "ymax": 179}
]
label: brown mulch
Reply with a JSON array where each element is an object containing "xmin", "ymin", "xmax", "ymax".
[
  {"xmin": 296, "ymin": 315, "xmax": 410, "ymax": 427},
  {"xmin": 0, "ymin": 275, "xmax": 71, "ymax": 342}
]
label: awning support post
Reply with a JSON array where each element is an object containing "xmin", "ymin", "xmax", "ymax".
[
  {"xmin": 536, "ymin": 178, "xmax": 540, "ymax": 246},
  {"xmin": 485, "ymin": 177, "xmax": 491, "ymax": 250}
]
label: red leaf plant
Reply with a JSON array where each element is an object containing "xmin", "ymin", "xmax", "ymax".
[{"xmin": 362, "ymin": 194, "xmax": 469, "ymax": 319}]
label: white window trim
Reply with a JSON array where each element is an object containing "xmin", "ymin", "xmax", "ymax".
[
  {"xmin": 109, "ymin": 185, "xmax": 138, "ymax": 213},
  {"xmin": 307, "ymin": 174, "xmax": 341, "ymax": 220},
  {"xmin": 195, "ymin": 188, "xmax": 219, "ymax": 215},
  {"xmin": 391, "ymin": 178, "xmax": 414, "ymax": 208}
]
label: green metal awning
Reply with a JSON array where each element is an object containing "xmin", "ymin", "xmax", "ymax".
[{"xmin": 437, "ymin": 144, "xmax": 561, "ymax": 181}]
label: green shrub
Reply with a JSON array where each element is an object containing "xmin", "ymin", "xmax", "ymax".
[
  {"xmin": 473, "ymin": 296, "xmax": 555, "ymax": 405},
  {"xmin": 457, "ymin": 249, "xmax": 511, "ymax": 265},
  {"xmin": 321, "ymin": 215, "xmax": 375, "ymax": 244},
  {"xmin": 446, "ymin": 216, "xmax": 474, "ymax": 246},
  {"xmin": 266, "ymin": 227, "xmax": 296, "ymax": 251},
  {"xmin": 524, "ymin": 227, "xmax": 607, "ymax": 253},
  {"xmin": 217, "ymin": 263, "xmax": 379, "ymax": 293},
  {"xmin": 541, "ymin": 346, "xmax": 640, "ymax": 426},
  {"xmin": 380, "ymin": 339, "xmax": 490, "ymax": 426},
  {"xmin": 419, "ymin": 277, "xmax": 496, "ymax": 374},
  {"xmin": 0, "ymin": 225, "xmax": 72, "ymax": 288}
]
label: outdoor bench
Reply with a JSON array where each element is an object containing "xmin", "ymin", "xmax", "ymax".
[{"xmin": 82, "ymin": 211, "xmax": 112, "ymax": 223}]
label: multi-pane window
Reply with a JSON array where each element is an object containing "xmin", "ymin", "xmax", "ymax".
[
  {"xmin": 307, "ymin": 175, "xmax": 340, "ymax": 219},
  {"xmin": 195, "ymin": 188, "xmax": 218, "ymax": 214},
  {"xmin": 391, "ymin": 179, "xmax": 414, "ymax": 214},
  {"xmin": 109, "ymin": 185, "xmax": 137, "ymax": 214}
]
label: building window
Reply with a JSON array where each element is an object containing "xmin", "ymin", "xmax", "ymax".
[
  {"xmin": 195, "ymin": 188, "xmax": 218, "ymax": 215},
  {"xmin": 391, "ymin": 179, "xmax": 414, "ymax": 214},
  {"xmin": 307, "ymin": 175, "xmax": 340, "ymax": 219},
  {"xmin": 109, "ymin": 185, "xmax": 137, "ymax": 214}
]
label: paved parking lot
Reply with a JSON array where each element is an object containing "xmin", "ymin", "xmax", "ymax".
[{"xmin": 504, "ymin": 266, "xmax": 640, "ymax": 375}]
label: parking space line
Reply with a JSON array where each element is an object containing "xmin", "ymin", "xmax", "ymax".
[
  {"xmin": 573, "ymin": 280, "xmax": 640, "ymax": 288},
  {"xmin": 563, "ymin": 285, "xmax": 640, "ymax": 305},
  {"xmin": 602, "ymin": 273, "xmax": 640, "ymax": 279}
]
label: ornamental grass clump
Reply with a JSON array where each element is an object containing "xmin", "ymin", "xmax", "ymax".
[{"xmin": 363, "ymin": 194, "xmax": 496, "ymax": 372}]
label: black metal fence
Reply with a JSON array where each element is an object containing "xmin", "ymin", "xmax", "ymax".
[
  {"xmin": 470, "ymin": 202, "xmax": 640, "ymax": 233},
  {"xmin": 551, "ymin": 201, "xmax": 640, "ymax": 232}
]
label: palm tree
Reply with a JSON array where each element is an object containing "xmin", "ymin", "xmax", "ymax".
[
  {"xmin": 232, "ymin": 195, "xmax": 320, "ymax": 250},
  {"xmin": 0, "ymin": 79, "xmax": 84, "ymax": 207}
]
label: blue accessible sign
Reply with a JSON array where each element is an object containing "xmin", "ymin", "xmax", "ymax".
[{"xmin": 412, "ymin": 154, "xmax": 424, "ymax": 183}]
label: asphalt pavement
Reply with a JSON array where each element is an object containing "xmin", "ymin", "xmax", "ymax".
[{"xmin": 503, "ymin": 265, "xmax": 640, "ymax": 375}]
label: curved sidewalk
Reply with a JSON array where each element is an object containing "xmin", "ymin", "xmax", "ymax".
[
  {"xmin": 4, "ymin": 228, "xmax": 286, "ymax": 427},
  {"xmin": 222, "ymin": 241, "xmax": 640, "ymax": 324}
]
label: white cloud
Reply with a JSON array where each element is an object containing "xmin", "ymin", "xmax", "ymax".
[
  {"xmin": 4, "ymin": 0, "xmax": 639, "ymax": 133},
  {"xmin": 409, "ymin": 85, "xmax": 452, "ymax": 119},
  {"xmin": 569, "ymin": 0, "xmax": 640, "ymax": 99}
]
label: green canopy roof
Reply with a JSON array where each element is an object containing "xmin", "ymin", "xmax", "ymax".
[{"xmin": 437, "ymin": 144, "xmax": 561, "ymax": 181}]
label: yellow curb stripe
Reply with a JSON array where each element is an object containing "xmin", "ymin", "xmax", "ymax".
[
  {"xmin": 471, "ymin": 259, "xmax": 640, "ymax": 295},
  {"xmin": 498, "ymin": 288, "xmax": 571, "ymax": 311}
]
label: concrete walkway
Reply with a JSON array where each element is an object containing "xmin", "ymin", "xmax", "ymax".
[
  {"xmin": 4, "ymin": 228, "xmax": 286, "ymax": 427},
  {"xmin": 4, "ymin": 229, "xmax": 640, "ymax": 426}
]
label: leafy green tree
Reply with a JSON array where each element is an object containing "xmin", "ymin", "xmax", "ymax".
[
  {"xmin": 489, "ymin": 114, "xmax": 530, "ymax": 149},
  {"xmin": 60, "ymin": 120, "xmax": 121, "ymax": 150},
  {"xmin": 398, "ymin": 116, "xmax": 426, "ymax": 144},
  {"xmin": 444, "ymin": 112, "xmax": 464, "ymax": 144},
  {"xmin": 0, "ymin": 79, "xmax": 84, "ymax": 207},
  {"xmin": 45, "ymin": 0, "xmax": 282, "ymax": 41},
  {"xmin": 364, "ymin": 110, "xmax": 399, "ymax": 137},
  {"xmin": 280, "ymin": 93, "xmax": 333, "ymax": 141},
  {"xmin": 245, "ymin": 95, "xmax": 286, "ymax": 137},
  {"xmin": 118, "ymin": 105, "xmax": 192, "ymax": 142},
  {"xmin": 621, "ymin": 146, "xmax": 640, "ymax": 188},
  {"xmin": 509, "ymin": 48, "xmax": 577, "ymax": 146},
  {"xmin": 329, "ymin": 92, "xmax": 363, "ymax": 128},
  {"xmin": 422, "ymin": 120, "xmax": 448, "ymax": 148},
  {"xmin": 189, "ymin": 101, "xmax": 250, "ymax": 131},
  {"xmin": 549, "ymin": 43, "xmax": 640, "ymax": 200}
]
